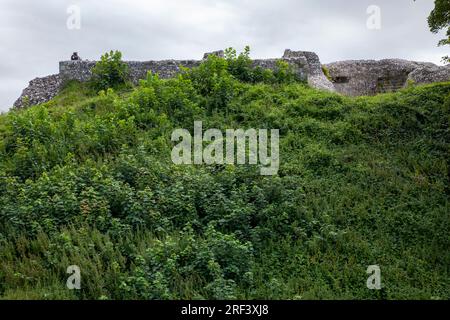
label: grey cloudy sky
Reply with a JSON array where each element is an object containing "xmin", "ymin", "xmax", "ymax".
[{"xmin": 0, "ymin": 0, "xmax": 448, "ymax": 111}]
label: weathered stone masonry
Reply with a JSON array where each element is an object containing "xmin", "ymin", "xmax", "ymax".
[
  {"xmin": 13, "ymin": 49, "xmax": 450, "ymax": 108},
  {"xmin": 324, "ymin": 59, "xmax": 450, "ymax": 96},
  {"xmin": 13, "ymin": 74, "xmax": 63, "ymax": 108},
  {"xmin": 57, "ymin": 50, "xmax": 331, "ymax": 88},
  {"xmin": 59, "ymin": 59, "xmax": 202, "ymax": 83},
  {"xmin": 13, "ymin": 49, "xmax": 332, "ymax": 108}
]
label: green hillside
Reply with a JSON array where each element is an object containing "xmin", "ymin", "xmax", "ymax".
[{"xmin": 0, "ymin": 54, "xmax": 449, "ymax": 299}]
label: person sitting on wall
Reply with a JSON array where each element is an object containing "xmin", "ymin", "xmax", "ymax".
[{"xmin": 71, "ymin": 52, "xmax": 81, "ymax": 61}]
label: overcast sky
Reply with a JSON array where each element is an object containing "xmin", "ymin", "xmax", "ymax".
[{"xmin": 0, "ymin": 0, "xmax": 448, "ymax": 111}]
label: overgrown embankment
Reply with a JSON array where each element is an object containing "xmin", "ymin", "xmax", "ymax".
[{"xmin": 0, "ymin": 53, "xmax": 449, "ymax": 299}]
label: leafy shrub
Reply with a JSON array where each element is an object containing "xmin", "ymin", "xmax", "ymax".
[
  {"xmin": 118, "ymin": 225, "xmax": 253, "ymax": 299},
  {"xmin": 272, "ymin": 60, "xmax": 299, "ymax": 84},
  {"xmin": 224, "ymin": 46, "xmax": 299, "ymax": 84},
  {"xmin": 225, "ymin": 46, "xmax": 254, "ymax": 82},
  {"xmin": 91, "ymin": 50, "xmax": 129, "ymax": 91},
  {"xmin": 183, "ymin": 54, "xmax": 237, "ymax": 113}
]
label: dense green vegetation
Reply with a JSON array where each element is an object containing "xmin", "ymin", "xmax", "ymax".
[
  {"xmin": 90, "ymin": 50, "xmax": 130, "ymax": 91},
  {"xmin": 0, "ymin": 52, "xmax": 449, "ymax": 300}
]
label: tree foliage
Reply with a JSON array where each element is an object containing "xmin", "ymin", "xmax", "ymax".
[{"xmin": 426, "ymin": 0, "xmax": 450, "ymax": 63}]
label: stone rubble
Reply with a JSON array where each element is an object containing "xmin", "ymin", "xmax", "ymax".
[{"xmin": 13, "ymin": 74, "xmax": 62, "ymax": 109}]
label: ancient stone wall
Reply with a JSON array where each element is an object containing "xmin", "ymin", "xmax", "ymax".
[
  {"xmin": 283, "ymin": 50, "xmax": 335, "ymax": 92},
  {"xmin": 324, "ymin": 59, "xmax": 449, "ymax": 96},
  {"xmin": 407, "ymin": 64, "xmax": 450, "ymax": 85},
  {"xmin": 13, "ymin": 50, "xmax": 450, "ymax": 109},
  {"xmin": 14, "ymin": 74, "xmax": 62, "ymax": 109},
  {"xmin": 15, "ymin": 50, "xmax": 327, "ymax": 108},
  {"xmin": 59, "ymin": 60, "xmax": 201, "ymax": 84},
  {"xmin": 58, "ymin": 51, "xmax": 319, "ymax": 85}
]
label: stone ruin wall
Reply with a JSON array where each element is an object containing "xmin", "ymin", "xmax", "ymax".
[
  {"xmin": 57, "ymin": 50, "xmax": 329, "ymax": 87},
  {"xmin": 324, "ymin": 59, "xmax": 450, "ymax": 96},
  {"xmin": 58, "ymin": 59, "xmax": 202, "ymax": 83},
  {"xmin": 13, "ymin": 49, "xmax": 450, "ymax": 108},
  {"xmin": 14, "ymin": 49, "xmax": 333, "ymax": 108},
  {"xmin": 13, "ymin": 74, "xmax": 63, "ymax": 108}
]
